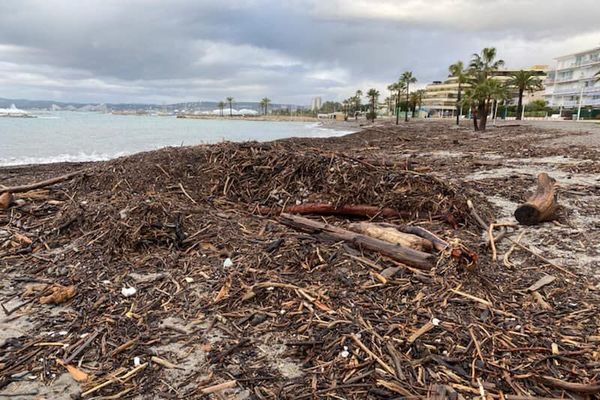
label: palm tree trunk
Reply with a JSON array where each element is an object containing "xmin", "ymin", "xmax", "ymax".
[
  {"xmin": 472, "ymin": 105, "xmax": 479, "ymax": 131},
  {"xmin": 229, "ymin": 103, "xmax": 232, "ymax": 117},
  {"xmin": 516, "ymin": 88, "xmax": 524, "ymax": 120},
  {"xmin": 404, "ymin": 84, "xmax": 409, "ymax": 122},
  {"xmin": 455, "ymin": 84, "xmax": 461, "ymax": 126},
  {"xmin": 479, "ymin": 102, "xmax": 488, "ymax": 131},
  {"xmin": 395, "ymin": 90, "xmax": 401, "ymax": 125}
]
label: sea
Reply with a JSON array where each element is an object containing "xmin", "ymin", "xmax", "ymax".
[{"xmin": 0, "ymin": 112, "xmax": 353, "ymax": 166}]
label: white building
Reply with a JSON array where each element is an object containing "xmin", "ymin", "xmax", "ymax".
[
  {"xmin": 311, "ymin": 97, "xmax": 322, "ymax": 111},
  {"xmin": 544, "ymin": 47, "xmax": 600, "ymax": 111}
]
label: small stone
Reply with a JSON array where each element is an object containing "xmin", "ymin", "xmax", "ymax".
[{"xmin": 223, "ymin": 258, "xmax": 234, "ymax": 268}]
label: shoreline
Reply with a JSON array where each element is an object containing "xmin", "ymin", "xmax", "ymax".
[{"xmin": 0, "ymin": 118, "xmax": 363, "ymax": 169}]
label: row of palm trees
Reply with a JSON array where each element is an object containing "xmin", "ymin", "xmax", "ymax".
[
  {"xmin": 216, "ymin": 97, "xmax": 272, "ymax": 116},
  {"xmin": 361, "ymin": 47, "xmax": 581, "ymax": 132},
  {"xmin": 448, "ymin": 47, "xmax": 546, "ymax": 131},
  {"xmin": 341, "ymin": 72, "xmax": 422, "ymax": 123}
]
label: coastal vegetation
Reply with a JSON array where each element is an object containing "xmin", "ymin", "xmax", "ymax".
[
  {"xmin": 409, "ymin": 89, "xmax": 425, "ymax": 117},
  {"xmin": 226, "ymin": 97, "xmax": 234, "ymax": 117},
  {"xmin": 448, "ymin": 61, "xmax": 468, "ymax": 125},
  {"xmin": 260, "ymin": 97, "xmax": 271, "ymax": 115},
  {"xmin": 507, "ymin": 70, "xmax": 543, "ymax": 120},
  {"xmin": 366, "ymin": 88, "xmax": 379, "ymax": 121},
  {"xmin": 217, "ymin": 101, "xmax": 225, "ymax": 116},
  {"xmin": 400, "ymin": 71, "xmax": 417, "ymax": 122}
]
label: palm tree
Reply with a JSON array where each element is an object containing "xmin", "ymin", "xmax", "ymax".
[
  {"xmin": 596, "ymin": 70, "xmax": 600, "ymax": 82},
  {"xmin": 226, "ymin": 97, "xmax": 234, "ymax": 117},
  {"xmin": 260, "ymin": 97, "xmax": 271, "ymax": 115},
  {"xmin": 507, "ymin": 71, "xmax": 542, "ymax": 120},
  {"xmin": 400, "ymin": 72, "xmax": 417, "ymax": 122},
  {"xmin": 467, "ymin": 47, "xmax": 505, "ymax": 131},
  {"xmin": 448, "ymin": 61, "xmax": 468, "ymax": 125},
  {"xmin": 366, "ymin": 88, "xmax": 380, "ymax": 122},
  {"xmin": 386, "ymin": 81, "xmax": 406, "ymax": 124},
  {"xmin": 217, "ymin": 101, "xmax": 225, "ymax": 117},
  {"xmin": 409, "ymin": 89, "xmax": 425, "ymax": 117},
  {"xmin": 354, "ymin": 90, "xmax": 363, "ymax": 119},
  {"xmin": 387, "ymin": 83, "xmax": 398, "ymax": 115}
]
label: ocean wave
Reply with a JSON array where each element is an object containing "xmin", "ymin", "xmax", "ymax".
[
  {"xmin": 304, "ymin": 122, "xmax": 356, "ymax": 136},
  {"xmin": 0, "ymin": 151, "xmax": 131, "ymax": 166}
]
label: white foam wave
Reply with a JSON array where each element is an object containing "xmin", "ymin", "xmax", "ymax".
[
  {"xmin": 0, "ymin": 151, "xmax": 131, "ymax": 166},
  {"xmin": 304, "ymin": 122, "xmax": 356, "ymax": 136}
]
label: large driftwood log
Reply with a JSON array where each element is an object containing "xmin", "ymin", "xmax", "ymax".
[
  {"xmin": 259, "ymin": 203, "xmax": 408, "ymax": 218},
  {"xmin": 279, "ymin": 213, "xmax": 434, "ymax": 269},
  {"xmin": 514, "ymin": 173, "xmax": 558, "ymax": 225},
  {"xmin": 347, "ymin": 222, "xmax": 434, "ymax": 252},
  {"xmin": 0, "ymin": 170, "xmax": 84, "ymax": 194}
]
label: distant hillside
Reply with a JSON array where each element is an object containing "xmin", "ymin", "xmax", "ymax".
[{"xmin": 0, "ymin": 98, "xmax": 304, "ymax": 112}]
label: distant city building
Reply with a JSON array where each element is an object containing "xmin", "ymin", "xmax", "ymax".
[
  {"xmin": 421, "ymin": 66, "xmax": 547, "ymax": 117},
  {"xmin": 544, "ymin": 47, "xmax": 600, "ymax": 110},
  {"xmin": 311, "ymin": 97, "xmax": 322, "ymax": 111}
]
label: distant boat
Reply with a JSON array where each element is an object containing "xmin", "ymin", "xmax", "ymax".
[{"xmin": 0, "ymin": 104, "xmax": 35, "ymax": 118}]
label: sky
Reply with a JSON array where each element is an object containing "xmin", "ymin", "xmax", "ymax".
[{"xmin": 0, "ymin": 0, "xmax": 599, "ymax": 105}]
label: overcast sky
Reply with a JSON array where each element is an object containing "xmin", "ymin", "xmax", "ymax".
[{"xmin": 1, "ymin": 0, "xmax": 599, "ymax": 105}]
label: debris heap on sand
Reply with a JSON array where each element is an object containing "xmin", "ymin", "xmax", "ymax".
[{"xmin": 1, "ymin": 138, "xmax": 600, "ymax": 399}]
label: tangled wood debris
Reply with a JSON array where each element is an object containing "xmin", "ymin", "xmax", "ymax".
[{"xmin": 1, "ymin": 122, "xmax": 600, "ymax": 399}]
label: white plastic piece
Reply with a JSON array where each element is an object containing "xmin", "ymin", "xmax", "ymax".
[{"xmin": 121, "ymin": 287, "xmax": 137, "ymax": 297}]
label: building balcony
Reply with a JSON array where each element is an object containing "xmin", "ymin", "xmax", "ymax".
[
  {"xmin": 546, "ymin": 85, "xmax": 600, "ymax": 95},
  {"xmin": 556, "ymin": 58, "xmax": 600, "ymax": 70}
]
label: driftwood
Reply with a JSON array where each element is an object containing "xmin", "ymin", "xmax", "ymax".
[
  {"xmin": 279, "ymin": 213, "xmax": 434, "ymax": 269},
  {"xmin": 347, "ymin": 222, "xmax": 433, "ymax": 252},
  {"xmin": 381, "ymin": 223, "xmax": 449, "ymax": 252},
  {"xmin": 540, "ymin": 376, "xmax": 600, "ymax": 394},
  {"xmin": 0, "ymin": 170, "xmax": 84, "ymax": 194},
  {"xmin": 0, "ymin": 192, "xmax": 14, "ymax": 209},
  {"xmin": 514, "ymin": 173, "xmax": 558, "ymax": 225},
  {"xmin": 259, "ymin": 203, "xmax": 408, "ymax": 218}
]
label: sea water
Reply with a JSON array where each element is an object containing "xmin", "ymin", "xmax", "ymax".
[{"xmin": 0, "ymin": 112, "xmax": 352, "ymax": 166}]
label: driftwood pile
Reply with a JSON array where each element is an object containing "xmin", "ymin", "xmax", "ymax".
[{"xmin": 1, "ymin": 141, "xmax": 599, "ymax": 399}]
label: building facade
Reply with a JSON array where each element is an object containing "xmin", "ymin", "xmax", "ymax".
[
  {"xmin": 311, "ymin": 97, "xmax": 322, "ymax": 111},
  {"xmin": 421, "ymin": 78, "xmax": 460, "ymax": 116},
  {"xmin": 544, "ymin": 47, "xmax": 600, "ymax": 110},
  {"xmin": 422, "ymin": 66, "xmax": 547, "ymax": 117}
]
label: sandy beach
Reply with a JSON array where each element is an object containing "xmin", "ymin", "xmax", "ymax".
[{"xmin": 1, "ymin": 119, "xmax": 600, "ymax": 398}]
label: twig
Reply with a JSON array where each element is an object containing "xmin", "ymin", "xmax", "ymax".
[
  {"xmin": 506, "ymin": 238, "xmax": 576, "ymax": 277},
  {"xmin": 178, "ymin": 183, "xmax": 198, "ymax": 205},
  {"xmin": 200, "ymin": 380, "xmax": 237, "ymax": 394},
  {"xmin": 350, "ymin": 334, "xmax": 395, "ymax": 375},
  {"xmin": 503, "ymin": 231, "xmax": 525, "ymax": 268},
  {"xmin": 82, "ymin": 363, "xmax": 148, "ymax": 397},
  {"xmin": 488, "ymin": 223, "xmax": 497, "ymax": 261},
  {"xmin": 0, "ymin": 170, "xmax": 84, "ymax": 194}
]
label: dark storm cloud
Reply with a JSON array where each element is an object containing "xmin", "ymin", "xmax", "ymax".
[{"xmin": 0, "ymin": 0, "xmax": 598, "ymax": 104}]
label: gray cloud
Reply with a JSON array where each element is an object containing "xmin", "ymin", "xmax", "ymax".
[{"xmin": 0, "ymin": 0, "xmax": 598, "ymax": 104}]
